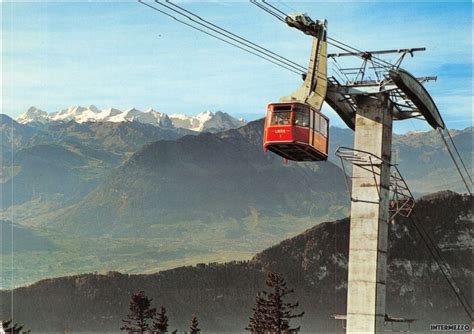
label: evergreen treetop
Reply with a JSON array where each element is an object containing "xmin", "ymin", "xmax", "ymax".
[
  {"xmin": 153, "ymin": 305, "xmax": 169, "ymax": 333},
  {"xmin": 189, "ymin": 315, "xmax": 201, "ymax": 334},
  {"xmin": 120, "ymin": 290, "xmax": 156, "ymax": 333},
  {"xmin": 246, "ymin": 272, "xmax": 304, "ymax": 334}
]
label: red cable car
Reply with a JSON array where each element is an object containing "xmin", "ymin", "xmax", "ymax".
[
  {"xmin": 263, "ymin": 102, "xmax": 329, "ymax": 161},
  {"xmin": 263, "ymin": 15, "xmax": 329, "ymax": 162}
]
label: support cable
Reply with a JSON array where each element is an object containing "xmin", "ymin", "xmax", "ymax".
[
  {"xmin": 138, "ymin": 0, "xmax": 304, "ymax": 75},
  {"xmin": 407, "ymin": 212, "xmax": 473, "ymax": 320},
  {"xmin": 164, "ymin": 0, "xmax": 306, "ymax": 72},
  {"xmin": 330, "ymin": 57, "xmax": 350, "ymax": 83},
  {"xmin": 445, "ymin": 128, "xmax": 473, "ymax": 184},
  {"xmin": 250, "ymin": 0, "xmax": 395, "ymax": 70},
  {"xmin": 154, "ymin": 0, "xmax": 305, "ymax": 73},
  {"xmin": 326, "ymin": 38, "xmax": 393, "ymax": 70},
  {"xmin": 438, "ymin": 128, "xmax": 472, "ymax": 195},
  {"xmin": 261, "ymin": 0, "xmax": 288, "ymax": 17},
  {"xmin": 250, "ymin": 0, "xmax": 286, "ymax": 23},
  {"xmin": 327, "ymin": 37, "xmax": 394, "ymax": 68},
  {"xmin": 155, "ymin": 0, "xmax": 302, "ymax": 72}
]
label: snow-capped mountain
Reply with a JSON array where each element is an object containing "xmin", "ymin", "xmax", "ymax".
[
  {"xmin": 16, "ymin": 107, "xmax": 51, "ymax": 124},
  {"xmin": 169, "ymin": 110, "xmax": 246, "ymax": 132},
  {"xmin": 201, "ymin": 110, "xmax": 247, "ymax": 132},
  {"xmin": 16, "ymin": 106, "xmax": 246, "ymax": 132}
]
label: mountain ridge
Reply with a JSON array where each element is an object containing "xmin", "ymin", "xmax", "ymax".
[
  {"xmin": 15, "ymin": 106, "xmax": 247, "ymax": 133},
  {"xmin": 1, "ymin": 115, "xmax": 472, "ymax": 290},
  {"xmin": 41, "ymin": 119, "xmax": 348, "ymax": 235}
]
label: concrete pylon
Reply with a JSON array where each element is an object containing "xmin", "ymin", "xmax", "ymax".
[{"xmin": 346, "ymin": 94, "xmax": 393, "ymax": 333}]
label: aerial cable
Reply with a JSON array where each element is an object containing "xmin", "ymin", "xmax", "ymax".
[
  {"xmin": 260, "ymin": 1, "xmax": 400, "ymax": 70},
  {"xmin": 332, "ymin": 68, "xmax": 347, "ymax": 84},
  {"xmin": 445, "ymin": 128, "xmax": 473, "ymax": 184},
  {"xmin": 155, "ymin": 0, "xmax": 306, "ymax": 73},
  {"xmin": 250, "ymin": 0, "xmax": 286, "ymax": 22},
  {"xmin": 368, "ymin": 58, "xmax": 382, "ymax": 81},
  {"xmin": 328, "ymin": 38, "xmax": 399, "ymax": 71},
  {"xmin": 411, "ymin": 214, "xmax": 473, "ymax": 320},
  {"xmin": 437, "ymin": 128, "xmax": 472, "ymax": 195},
  {"xmin": 330, "ymin": 57, "xmax": 350, "ymax": 83},
  {"xmin": 255, "ymin": 0, "xmax": 395, "ymax": 68},
  {"xmin": 250, "ymin": 1, "xmax": 395, "ymax": 70},
  {"xmin": 138, "ymin": 0, "xmax": 304, "ymax": 75},
  {"xmin": 140, "ymin": 0, "xmax": 302, "ymax": 75},
  {"xmin": 405, "ymin": 104, "xmax": 470, "ymax": 195},
  {"xmin": 326, "ymin": 38, "xmax": 394, "ymax": 70},
  {"xmin": 164, "ymin": 0, "xmax": 307, "ymax": 72},
  {"xmin": 409, "ymin": 211, "xmax": 472, "ymax": 316},
  {"xmin": 407, "ymin": 212, "xmax": 473, "ymax": 319},
  {"xmin": 327, "ymin": 37, "xmax": 394, "ymax": 68},
  {"xmin": 261, "ymin": 0, "xmax": 289, "ymax": 18},
  {"xmin": 333, "ymin": 59, "xmax": 350, "ymax": 83},
  {"xmin": 158, "ymin": 0, "xmax": 305, "ymax": 73},
  {"xmin": 250, "ymin": 0, "xmax": 286, "ymax": 23}
]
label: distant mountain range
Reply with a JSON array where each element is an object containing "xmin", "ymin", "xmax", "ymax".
[
  {"xmin": 0, "ymin": 114, "xmax": 189, "ymax": 210},
  {"xmin": 0, "ymin": 112, "xmax": 472, "ymax": 288},
  {"xmin": 1, "ymin": 115, "xmax": 347, "ymax": 220},
  {"xmin": 44, "ymin": 120, "xmax": 347, "ymax": 236},
  {"xmin": 0, "ymin": 115, "xmax": 348, "ymax": 288},
  {"xmin": 0, "ymin": 191, "xmax": 471, "ymax": 332},
  {"xmin": 328, "ymin": 126, "xmax": 473, "ymax": 195},
  {"xmin": 16, "ymin": 106, "xmax": 247, "ymax": 133}
]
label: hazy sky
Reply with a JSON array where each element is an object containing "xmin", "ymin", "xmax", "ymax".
[{"xmin": 2, "ymin": 0, "xmax": 472, "ymax": 132}]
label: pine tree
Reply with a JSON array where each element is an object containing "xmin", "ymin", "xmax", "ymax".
[
  {"xmin": 265, "ymin": 272, "xmax": 304, "ymax": 333},
  {"xmin": 246, "ymin": 272, "xmax": 304, "ymax": 333},
  {"xmin": 189, "ymin": 315, "xmax": 201, "ymax": 334},
  {"xmin": 120, "ymin": 291, "xmax": 156, "ymax": 333},
  {"xmin": 246, "ymin": 292, "xmax": 270, "ymax": 332},
  {"xmin": 153, "ymin": 306, "xmax": 169, "ymax": 333}
]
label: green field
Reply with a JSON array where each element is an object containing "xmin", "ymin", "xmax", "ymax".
[{"xmin": 0, "ymin": 211, "xmax": 347, "ymax": 289}]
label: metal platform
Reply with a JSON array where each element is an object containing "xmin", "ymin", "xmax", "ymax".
[
  {"xmin": 332, "ymin": 314, "xmax": 417, "ymax": 332},
  {"xmin": 335, "ymin": 146, "xmax": 415, "ymax": 220}
]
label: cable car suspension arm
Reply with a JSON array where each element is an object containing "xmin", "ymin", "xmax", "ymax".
[{"xmin": 279, "ymin": 14, "xmax": 327, "ymax": 112}]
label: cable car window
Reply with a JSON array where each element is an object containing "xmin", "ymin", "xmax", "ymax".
[
  {"xmin": 314, "ymin": 113, "xmax": 321, "ymax": 133},
  {"xmin": 320, "ymin": 117, "xmax": 328, "ymax": 137},
  {"xmin": 266, "ymin": 110, "xmax": 272, "ymax": 126},
  {"xmin": 293, "ymin": 108, "xmax": 309, "ymax": 127},
  {"xmin": 271, "ymin": 111, "xmax": 291, "ymax": 125},
  {"xmin": 273, "ymin": 105, "xmax": 292, "ymax": 112}
]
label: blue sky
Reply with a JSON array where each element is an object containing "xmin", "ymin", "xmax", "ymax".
[{"xmin": 2, "ymin": 0, "xmax": 472, "ymax": 133}]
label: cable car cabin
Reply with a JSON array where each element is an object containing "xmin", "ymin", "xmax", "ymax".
[{"xmin": 263, "ymin": 102, "xmax": 329, "ymax": 161}]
